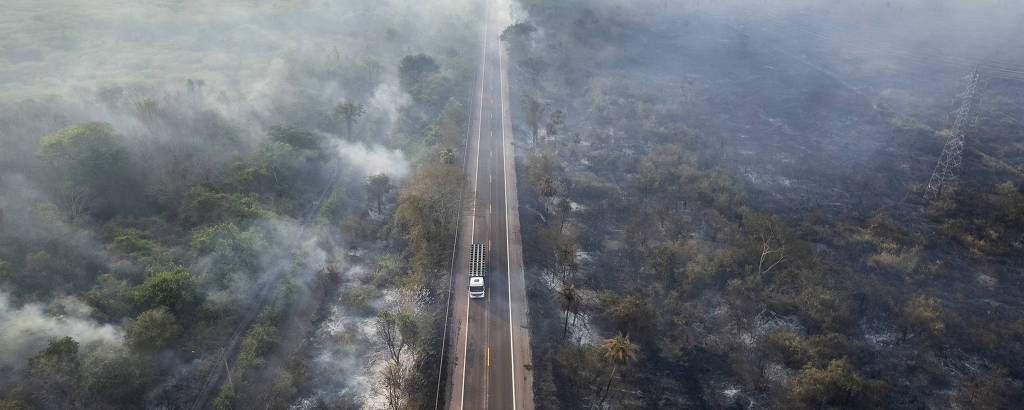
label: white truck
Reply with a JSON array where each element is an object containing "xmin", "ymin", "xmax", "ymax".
[{"xmin": 469, "ymin": 243, "xmax": 487, "ymax": 298}]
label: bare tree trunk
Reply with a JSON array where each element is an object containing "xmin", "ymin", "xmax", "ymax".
[
  {"xmin": 563, "ymin": 309, "xmax": 570, "ymax": 341},
  {"xmin": 757, "ymin": 224, "xmax": 785, "ymax": 275},
  {"xmin": 598, "ymin": 363, "xmax": 617, "ymax": 408},
  {"xmin": 380, "ymin": 362, "xmax": 406, "ymax": 410}
]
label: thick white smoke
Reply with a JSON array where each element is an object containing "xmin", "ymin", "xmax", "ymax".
[
  {"xmin": 334, "ymin": 140, "xmax": 411, "ymax": 179},
  {"xmin": 369, "ymin": 78, "xmax": 412, "ymax": 127},
  {"xmin": 0, "ymin": 292, "xmax": 123, "ymax": 370}
]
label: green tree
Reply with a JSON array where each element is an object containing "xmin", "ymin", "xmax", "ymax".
[
  {"xmin": 340, "ymin": 215, "xmax": 377, "ymax": 242},
  {"xmin": 805, "ymin": 333, "xmax": 856, "ymax": 366},
  {"xmin": 649, "ymin": 245, "xmax": 676, "ymax": 284},
  {"xmin": 227, "ymin": 193, "xmax": 271, "ymax": 221},
  {"xmin": 179, "ymin": 186, "xmax": 231, "ymax": 227},
  {"xmin": 958, "ymin": 367, "xmax": 1021, "ymax": 409},
  {"xmin": 440, "ymin": 148, "xmax": 457, "ymax": 165},
  {"xmin": 269, "ymin": 125, "xmax": 324, "ymax": 151},
  {"xmin": 408, "ymin": 72, "xmax": 455, "ymax": 110},
  {"xmin": 228, "ymin": 140, "xmax": 311, "ymax": 213},
  {"xmin": 35, "ymin": 121, "xmax": 118, "ymax": 169},
  {"xmin": 236, "ymin": 309, "xmax": 279, "ymax": 372},
  {"xmin": 390, "ymin": 165, "xmax": 465, "ymax": 278},
  {"xmin": 268, "ymin": 355, "xmax": 311, "ymax": 409},
  {"xmin": 27, "ymin": 337, "xmax": 82, "ymax": 408},
  {"xmin": 527, "ymin": 152, "xmax": 563, "ymax": 197},
  {"xmin": 995, "ymin": 181, "xmax": 1024, "ymax": 223},
  {"xmin": 499, "ymin": 22, "xmax": 537, "ymax": 41},
  {"xmin": 214, "ymin": 378, "xmax": 237, "ymax": 410},
  {"xmin": 788, "ymin": 359, "xmax": 886, "ymax": 409},
  {"xmin": 398, "ymin": 54, "xmax": 440, "ymax": 93},
  {"xmin": 83, "ymin": 352, "xmax": 152, "ymax": 407},
  {"xmin": 766, "ymin": 330, "xmax": 808, "ymax": 369},
  {"xmin": 125, "ymin": 307, "xmax": 183, "ymax": 351},
  {"xmin": 518, "ymin": 57, "xmax": 546, "ymax": 89},
  {"xmin": 37, "ymin": 122, "xmax": 139, "ymax": 217},
  {"xmin": 499, "ymin": 22, "xmax": 537, "ymax": 56},
  {"xmin": 395, "ymin": 310, "xmax": 419, "ymax": 349},
  {"xmin": 333, "ymin": 100, "xmax": 365, "ymax": 139},
  {"xmin": 133, "ymin": 265, "xmax": 197, "ymax": 315},
  {"xmin": 366, "ymin": 174, "xmax": 393, "ymax": 214},
  {"xmin": 85, "ymin": 274, "xmax": 134, "ymax": 322},
  {"xmin": 603, "ymin": 292, "xmax": 654, "ymax": 344},
  {"xmin": 598, "ymin": 332, "xmax": 638, "ymax": 407},
  {"xmin": 0, "ymin": 388, "xmax": 31, "ymax": 410},
  {"xmin": 793, "ymin": 286, "xmax": 855, "ymax": 333},
  {"xmin": 134, "ymin": 98, "xmax": 160, "ymax": 126},
  {"xmin": 436, "ymin": 98, "xmax": 467, "ymax": 147},
  {"xmin": 0, "ymin": 400, "xmax": 30, "ymax": 410},
  {"xmin": 523, "ymin": 95, "xmax": 545, "ymax": 145},
  {"xmin": 900, "ymin": 294, "xmax": 945, "ymax": 343},
  {"xmin": 108, "ymin": 228, "xmax": 164, "ymax": 266}
]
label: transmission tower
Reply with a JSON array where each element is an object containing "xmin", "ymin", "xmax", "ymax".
[{"xmin": 924, "ymin": 70, "xmax": 980, "ymax": 199}]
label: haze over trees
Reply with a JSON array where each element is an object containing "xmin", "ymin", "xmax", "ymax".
[
  {"xmin": 0, "ymin": 0, "xmax": 476, "ymax": 408},
  {"xmin": 2, "ymin": 0, "xmax": 1024, "ymax": 409}
]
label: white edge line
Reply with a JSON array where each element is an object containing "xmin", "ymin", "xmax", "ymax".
[
  {"xmin": 498, "ymin": 29, "xmax": 518, "ymax": 410},
  {"xmin": 460, "ymin": 2, "xmax": 488, "ymax": 408},
  {"xmin": 437, "ymin": 0, "xmax": 489, "ymax": 405}
]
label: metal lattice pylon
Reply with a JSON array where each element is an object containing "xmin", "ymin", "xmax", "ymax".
[{"xmin": 924, "ymin": 70, "xmax": 980, "ymax": 199}]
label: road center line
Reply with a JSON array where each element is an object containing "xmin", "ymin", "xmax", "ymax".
[
  {"xmin": 459, "ymin": 0, "xmax": 488, "ymax": 407},
  {"xmin": 499, "ymin": 33, "xmax": 519, "ymax": 410}
]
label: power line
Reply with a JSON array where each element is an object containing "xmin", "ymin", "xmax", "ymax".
[{"xmin": 925, "ymin": 70, "xmax": 981, "ymax": 199}]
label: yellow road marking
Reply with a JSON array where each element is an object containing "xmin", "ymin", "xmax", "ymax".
[{"xmin": 487, "ymin": 348, "xmax": 490, "ymax": 367}]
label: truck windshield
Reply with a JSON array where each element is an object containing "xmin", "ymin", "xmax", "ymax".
[{"xmin": 470, "ymin": 285, "xmax": 484, "ymax": 292}]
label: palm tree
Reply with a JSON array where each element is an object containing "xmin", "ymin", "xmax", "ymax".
[
  {"xmin": 598, "ymin": 332, "xmax": 638, "ymax": 407},
  {"xmin": 366, "ymin": 173, "xmax": 392, "ymax": 214},
  {"xmin": 555, "ymin": 242, "xmax": 576, "ymax": 282},
  {"xmin": 555, "ymin": 283, "xmax": 580, "ymax": 340},
  {"xmin": 334, "ymin": 99, "xmax": 365, "ymax": 138}
]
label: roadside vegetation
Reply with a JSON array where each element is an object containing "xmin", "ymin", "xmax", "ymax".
[{"xmin": 0, "ymin": 1, "xmax": 478, "ymax": 408}]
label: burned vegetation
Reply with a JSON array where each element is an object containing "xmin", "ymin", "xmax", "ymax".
[{"xmin": 504, "ymin": 0, "xmax": 1024, "ymax": 408}]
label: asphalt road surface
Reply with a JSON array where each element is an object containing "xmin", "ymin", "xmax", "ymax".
[{"xmin": 446, "ymin": 0, "xmax": 533, "ymax": 409}]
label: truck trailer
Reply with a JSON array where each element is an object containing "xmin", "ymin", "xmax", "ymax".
[{"xmin": 469, "ymin": 243, "xmax": 487, "ymax": 298}]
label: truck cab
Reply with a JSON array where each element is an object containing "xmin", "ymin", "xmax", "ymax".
[{"xmin": 469, "ymin": 276, "xmax": 485, "ymax": 298}]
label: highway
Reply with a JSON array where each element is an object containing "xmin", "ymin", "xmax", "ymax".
[{"xmin": 445, "ymin": 0, "xmax": 533, "ymax": 409}]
